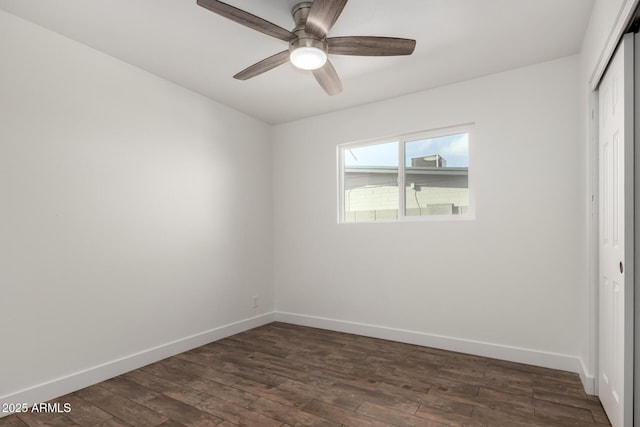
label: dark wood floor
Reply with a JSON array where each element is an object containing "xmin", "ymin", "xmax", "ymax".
[{"xmin": 1, "ymin": 322, "xmax": 610, "ymax": 427}]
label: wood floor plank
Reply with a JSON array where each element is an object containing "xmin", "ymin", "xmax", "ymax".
[
  {"xmin": 471, "ymin": 406, "xmax": 549, "ymax": 427},
  {"xmin": 427, "ymin": 387, "xmax": 534, "ymax": 421},
  {"xmin": 356, "ymin": 400, "xmax": 450, "ymax": 427},
  {"xmin": 533, "ymin": 389, "xmax": 610, "ymax": 424},
  {"xmin": 531, "ymin": 374, "xmax": 588, "ymax": 398},
  {"xmin": 100, "ymin": 377, "xmax": 160, "ymax": 405},
  {"xmin": 122, "ymin": 370, "xmax": 211, "ymax": 407},
  {"xmin": 302, "ymin": 399, "xmax": 391, "ymax": 427},
  {"xmin": 0, "ymin": 323, "xmax": 610, "ymax": 427},
  {"xmin": 320, "ymin": 381, "xmax": 420, "ymax": 413},
  {"xmin": 276, "ymin": 379, "xmax": 362, "ymax": 411},
  {"xmin": 161, "ymin": 356, "xmax": 243, "ymax": 387},
  {"xmin": 533, "ymin": 402, "xmax": 597, "ymax": 427},
  {"xmin": 479, "ymin": 386, "xmax": 597, "ymax": 425},
  {"xmin": 61, "ymin": 395, "xmax": 115, "ymax": 426},
  {"xmin": 414, "ymin": 394, "xmax": 475, "ymax": 426},
  {"xmin": 247, "ymin": 397, "xmax": 340, "ymax": 427},
  {"xmin": 142, "ymin": 394, "xmax": 223, "ymax": 426},
  {"xmin": 155, "ymin": 421, "xmax": 186, "ymax": 427},
  {"xmin": 195, "ymin": 395, "xmax": 282, "ymax": 427},
  {"xmin": 75, "ymin": 385, "xmax": 169, "ymax": 426},
  {"xmin": 0, "ymin": 416, "xmax": 28, "ymax": 427},
  {"xmin": 139, "ymin": 359, "xmax": 258, "ymax": 408},
  {"xmin": 476, "ymin": 387, "xmax": 536, "ymax": 412},
  {"xmin": 424, "ymin": 377, "xmax": 480, "ymax": 400},
  {"xmin": 92, "ymin": 418, "xmax": 132, "ymax": 427},
  {"xmin": 15, "ymin": 411, "xmax": 81, "ymax": 427},
  {"xmin": 185, "ymin": 376, "xmax": 259, "ymax": 407}
]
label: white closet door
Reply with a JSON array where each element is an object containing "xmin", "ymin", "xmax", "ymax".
[{"xmin": 598, "ymin": 33, "xmax": 634, "ymax": 427}]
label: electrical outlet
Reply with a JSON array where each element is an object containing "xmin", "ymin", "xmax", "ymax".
[{"xmin": 252, "ymin": 295, "xmax": 259, "ymax": 308}]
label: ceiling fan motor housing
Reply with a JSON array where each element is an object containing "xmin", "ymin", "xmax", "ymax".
[
  {"xmin": 289, "ymin": 37, "xmax": 327, "ymax": 55},
  {"xmin": 289, "ymin": 1, "xmax": 327, "ymax": 56},
  {"xmin": 288, "ymin": 1, "xmax": 328, "ymax": 70}
]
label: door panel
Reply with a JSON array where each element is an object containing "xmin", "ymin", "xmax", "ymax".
[{"xmin": 598, "ymin": 33, "xmax": 634, "ymax": 427}]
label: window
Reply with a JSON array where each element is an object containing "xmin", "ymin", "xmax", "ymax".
[{"xmin": 339, "ymin": 126, "xmax": 472, "ymax": 223}]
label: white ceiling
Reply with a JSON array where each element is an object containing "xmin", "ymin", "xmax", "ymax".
[{"xmin": 0, "ymin": 0, "xmax": 594, "ymax": 124}]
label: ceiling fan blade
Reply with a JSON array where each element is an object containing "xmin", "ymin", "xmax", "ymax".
[
  {"xmin": 197, "ymin": 0, "xmax": 295, "ymax": 42},
  {"xmin": 233, "ymin": 50, "xmax": 290, "ymax": 80},
  {"xmin": 306, "ymin": 0, "xmax": 348, "ymax": 39},
  {"xmin": 312, "ymin": 60, "xmax": 342, "ymax": 96},
  {"xmin": 328, "ymin": 37, "xmax": 416, "ymax": 56}
]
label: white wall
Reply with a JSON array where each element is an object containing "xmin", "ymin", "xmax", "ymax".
[
  {"xmin": 0, "ymin": 10, "xmax": 273, "ymax": 406},
  {"xmin": 273, "ymin": 55, "xmax": 585, "ymax": 374}
]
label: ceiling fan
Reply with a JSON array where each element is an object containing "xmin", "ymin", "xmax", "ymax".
[{"xmin": 197, "ymin": 0, "xmax": 417, "ymax": 95}]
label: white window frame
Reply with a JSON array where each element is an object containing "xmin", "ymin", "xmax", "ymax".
[{"xmin": 337, "ymin": 124, "xmax": 474, "ymax": 223}]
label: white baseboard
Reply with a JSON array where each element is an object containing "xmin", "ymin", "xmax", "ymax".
[
  {"xmin": 0, "ymin": 312, "xmax": 275, "ymax": 418},
  {"xmin": 578, "ymin": 357, "xmax": 596, "ymax": 395},
  {"xmin": 275, "ymin": 311, "xmax": 590, "ymax": 389}
]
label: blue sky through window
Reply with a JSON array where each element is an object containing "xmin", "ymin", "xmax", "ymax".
[
  {"xmin": 344, "ymin": 141, "xmax": 398, "ymax": 167},
  {"xmin": 344, "ymin": 133, "xmax": 468, "ymax": 168}
]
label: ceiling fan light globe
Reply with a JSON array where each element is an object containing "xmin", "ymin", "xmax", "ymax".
[{"xmin": 290, "ymin": 46, "xmax": 327, "ymax": 70}]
